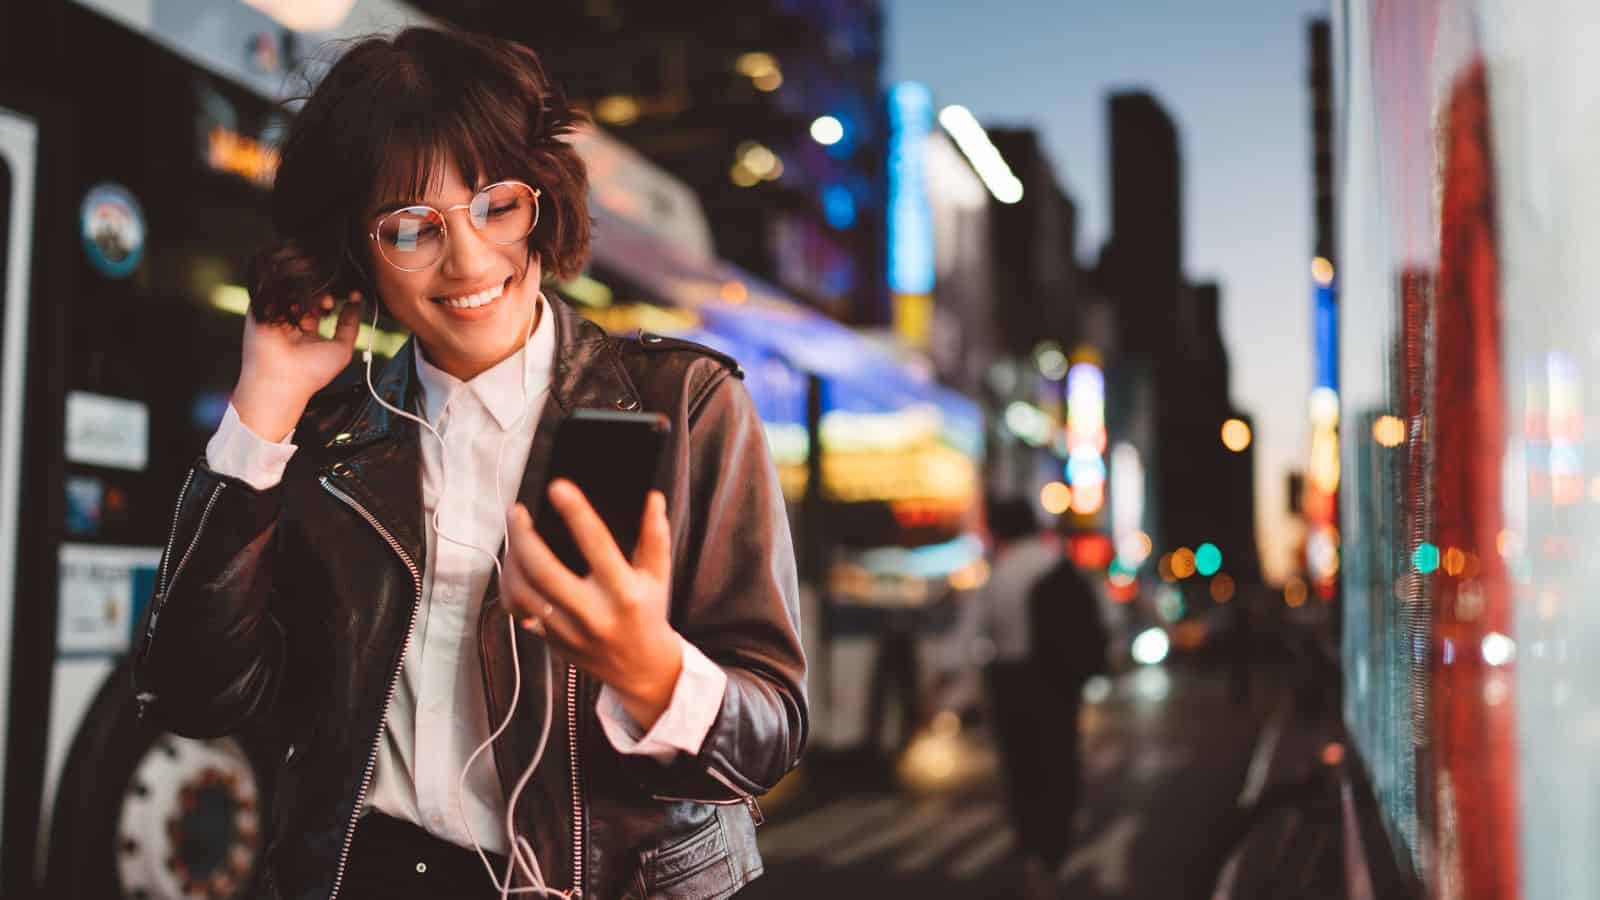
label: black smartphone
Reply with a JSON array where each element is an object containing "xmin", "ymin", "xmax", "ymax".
[{"xmin": 534, "ymin": 409, "xmax": 672, "ymax": 576}]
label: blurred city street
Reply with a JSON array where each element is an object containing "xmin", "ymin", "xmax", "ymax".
[
  {"xmin": 9, "ymin": 0, "xmax": 1595, "ymax": 897},
  {"xmin": 742, "ymin": 665, "xmax": 1262, "ymax": 900}
]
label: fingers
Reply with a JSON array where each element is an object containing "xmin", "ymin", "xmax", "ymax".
[
  {"xmin": 546, "ymin": 480, "xmax": 633, "ymax": 594},
  {"xmin": 500, "ymin": 550, "xmax": 588, "ymax": 646},
  {"xmin": 268, "ymin": 292, "xmax": 362, "ymax": 340},
  {"xmin": 503, "ymin": 504, "xmax": 604, "ymax": 646},
  {"xmin": 518, "ymin": 601, "xmax": 587, "ymax": 651},
  {"xmin": 630, "ymin": 491, "xmax": 671, "ymax": 580},
  {"xmin": 503, "ymin": 503, "xmax": 588, "ymax": 609},
  {"xmin": 285, "ymin": 295, "xmax": 321, "ymax": 334},
  {"xmin": 333, "ymin": 292, "xmax": 363, "ymax": 347}
]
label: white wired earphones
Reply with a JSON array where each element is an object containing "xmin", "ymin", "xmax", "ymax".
[{"xmin": 357, "ymin": 290, "xmax": 571, "ymax": 899}]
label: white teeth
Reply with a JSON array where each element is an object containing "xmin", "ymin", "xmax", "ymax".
[{"xmin": 437, "ymin": 280, "xmax": 505, "ymax": 309}]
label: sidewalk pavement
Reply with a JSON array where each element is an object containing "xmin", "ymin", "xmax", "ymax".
[{"xmin": 737, "ymin": 664, "xmax": 1266, "ymax": 900}]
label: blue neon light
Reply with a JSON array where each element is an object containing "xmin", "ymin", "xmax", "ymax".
[
  {"xmin": 1314, "ymin": 282, "xmax": 1337, "ymax": 391},
  {"xmin": 823, "ymin": 184, "xmax": 857, "ymax": 229},
  {"xmin": 887, "ymin": 82, "xmax": 935, "ymax": 296}
]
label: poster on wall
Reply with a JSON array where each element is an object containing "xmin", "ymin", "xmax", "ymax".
[
  {"xmin": 57, "ymin": 543, "xmax": 162, "ymax": 657},
  {"xmin": 65, "ymin": 391, "xmax": 149, "ymax": 471}
]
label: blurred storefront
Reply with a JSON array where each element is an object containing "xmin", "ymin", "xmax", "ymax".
[
  {"xmin": 0, "ymin": 2, "xmax": 444, "ymax": 897},
  {"xmin": 1335, "ymin": 1, "xmax": 1600, "ymax": 896}
]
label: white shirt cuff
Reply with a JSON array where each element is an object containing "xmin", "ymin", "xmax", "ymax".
[
  {"xmin": 205, "ymin": 403, "xmax": 298, "ymax": 491},
  {"xmin": 596, "ymin": 637, "xmax": 728, "ymax": 762}
]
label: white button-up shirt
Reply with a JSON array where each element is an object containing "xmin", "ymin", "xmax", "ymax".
[{"xmin": 205, "ymin": 302, "xmax": 727, "ymax": 855}]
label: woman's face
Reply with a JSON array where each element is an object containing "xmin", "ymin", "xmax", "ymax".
[{"xmin": 366, "ymin": 161, "xmax": 542, "ymax": 381}]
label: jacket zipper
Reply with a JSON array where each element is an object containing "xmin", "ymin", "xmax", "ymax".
[
  {"xmin": 137, "ymin": 468, "xmax": 220, "ymax": 716},
  {"xmin": 319, "ymin": 477, "xmax": 423, "ymax": 900},
  {"xmin": 155, "ymin": 467, "xmax": 198, "ymax": 598},
  {"xmin": 163, "ymin": 486, "xmax": 224, "ymax": 598},
  {"xmin": 567, "ymin": 663, "xmax": 585, "ymax": 897},
  {"xmin": 706, "ymin": 768, "xmax": 765, "ymax": 826},
  {"xmin": 650, "ymin": 769, "xmax": 765, "ymax": 826}
]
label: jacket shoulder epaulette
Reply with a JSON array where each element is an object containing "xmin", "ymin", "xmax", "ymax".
[{"xmin": 627, "ymin": 331, "xmax": 744, "ymax": 379}]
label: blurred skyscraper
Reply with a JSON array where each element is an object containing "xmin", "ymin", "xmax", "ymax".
[
  {"xmin": 986, "ymin": 128, "xmax": 1081, "ymax": 358},
  {"xmin": 1098, "ymin": 93, "xmax": 1182, "ymax": 359},
  {"xmin": 1095, "ymin": 92, "xmax": 1262, "ymax": 591}
]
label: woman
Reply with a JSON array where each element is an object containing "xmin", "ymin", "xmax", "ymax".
[{"xmin": 132, "ymin": 26, "xmax": 806, "ymax": 900}]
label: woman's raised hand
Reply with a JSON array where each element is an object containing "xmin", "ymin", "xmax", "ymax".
[{"xmin": 232, "ymin": 293, "xmax": 365, "ymax": 441}]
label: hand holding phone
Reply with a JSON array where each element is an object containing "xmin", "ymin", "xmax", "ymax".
[{"xmin": 500, "ymin": 409, "xmax": 684, "ymax": 727}]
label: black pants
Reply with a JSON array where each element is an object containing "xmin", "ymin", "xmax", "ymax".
[
  {"xmin": 985, "ymin": 661, "xmax": 1084, "ymax": 868},
  {"xmin": 338, "ymin": 812, "xmax": 512, "ymax": 900}
]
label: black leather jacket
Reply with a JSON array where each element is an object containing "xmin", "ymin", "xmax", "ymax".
[{"xmin": 132, "ymin": 298, "xmax": 808, "ymax": 900}]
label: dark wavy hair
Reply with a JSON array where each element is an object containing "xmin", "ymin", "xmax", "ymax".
[{"xmin": 249, "ymin": 27, "xmax": 591, "ymax": 323}]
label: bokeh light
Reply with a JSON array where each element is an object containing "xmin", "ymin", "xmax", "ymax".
[
  {"xmin": 1131, "ymin": 627, "xmax": 1170, "ymax": 665},
  {"xmin": 1157, "ymin": 588, "xmax": 1184, "ymax": 622},
  {"xmin": 1117, "ymin": 530, "xmax": 1153, "ymax": 566},
  {"xmin": 1034, "ymin": 342, "xmax": 1069, "ymax": 380},
  {"xmin": 1372, "ymin": 414, "xmax": 1405, "ymax": 447},
  {"xmin": 1311, "ymin": 256, "xmax": 1335, "ymax": 287},
  {"xmin": 1171, "ymin": 548, "xmax": 1197, "ymax": 579},
  {"xmin": 1221, "ymin": 418, "xmax": 1252, "ymax": 452},
  {"xmin": 1309, "ymin": 386, "xmax": 1340, "ymax": 428},
  {"xmin": 595, "ymin": 94, "xmax": 640, "ymax": 127},
  {"xmin": 1195, "ymin": 542, "xmax": 1222, "ymax": 576},
  {"xmin": 1210, "ymin": 573, "xmax": 1236, "ymax": 603},
  {"xmin": 1285, "ymin": 577, "xmax": 1308, "ymax": 608},
  {"xmin": 1070, "ymin": 480, "xmax": 1104, "ymax": 515},
  {"xmin": 1482, "ymin": 632, "xmax": 1516, "ymax": 667},
  {"xmin": 1413, "ymin": 542, "xmax": 1441, "ymax": 574},
  {"xmin": 810, "ymin": 115, "xmax": 844, "ymax": 145},
  {"xmin": 1040, "ymin": 481, "xmax": 1073, "ymax": 516}
]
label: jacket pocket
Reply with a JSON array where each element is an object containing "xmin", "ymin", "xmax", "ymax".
[{"xmin": 639, "ymin": 813, "xmax": 737, "ymax": 899}]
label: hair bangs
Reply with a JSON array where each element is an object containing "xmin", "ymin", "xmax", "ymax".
[{"xmin": 362, "ymin": 60, "xmax": 535, "ymax": 215}]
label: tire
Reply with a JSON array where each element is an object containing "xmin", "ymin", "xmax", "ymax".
[{"xmin": 44, "ymin": 658, "xmax": 278, "ymax": 900}]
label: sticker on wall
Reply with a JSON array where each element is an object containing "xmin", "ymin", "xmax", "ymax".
[
  {"xmin": 79, "ymin": 182, "xmax": 146, "ymax": 279},
  {"xmin": 65, "ymin": 391, "xmax": 149, "ymax": 471},
  {"xmin": 57, "ymin": 543, "xmax": 162, "ymax": 657},
  {"xmin": 64, "ymin": 475, "xmax": 105, "ymax": 537}
]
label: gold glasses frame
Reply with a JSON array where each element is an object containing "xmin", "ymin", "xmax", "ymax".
[{"xmin": 367, "ymin": 180, "xmax": 542, "ymax": 272}]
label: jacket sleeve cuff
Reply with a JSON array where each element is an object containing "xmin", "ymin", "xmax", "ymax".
[
  {"xmin": 206, "ymin": 403, "xmax": 298, "ymax": 491},
  {"xmin": 596, "ymin": 636, "xmax": 728, "ymax": 762}
]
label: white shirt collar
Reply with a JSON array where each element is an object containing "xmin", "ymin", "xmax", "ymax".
[{"xmin": 413, "ymin": 295, "xmax": 555, "ymax": 431}]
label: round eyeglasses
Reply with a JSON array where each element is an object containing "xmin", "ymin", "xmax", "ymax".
[{"xmin": 368, "ymin": 180, "xmax": 541, "ymax": 272}]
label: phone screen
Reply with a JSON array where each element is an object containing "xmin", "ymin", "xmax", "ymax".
[{"xmin": 533, "ymin": 409, "xmax": 671, "ymax": 576}]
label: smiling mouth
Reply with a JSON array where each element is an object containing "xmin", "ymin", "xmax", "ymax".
[{"xmin": 432, "ymin": 275, "xmax": 513, "ymax": 310}]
